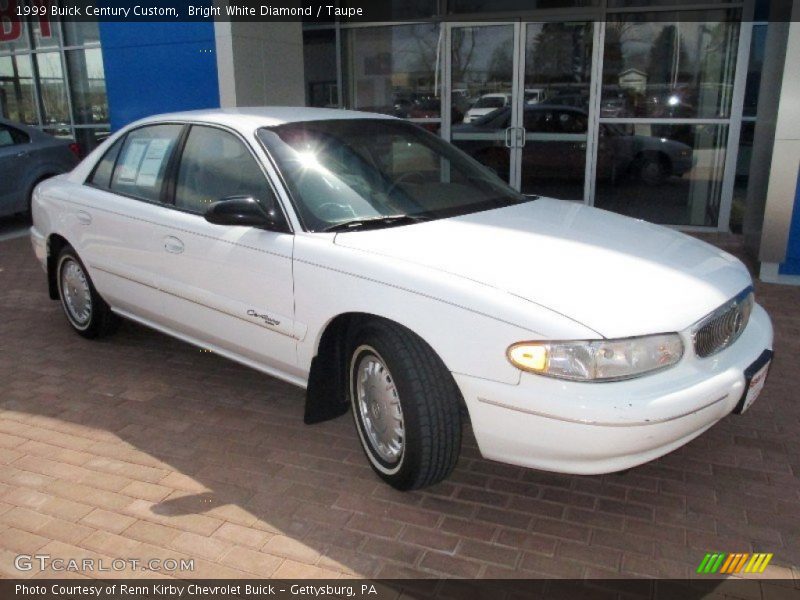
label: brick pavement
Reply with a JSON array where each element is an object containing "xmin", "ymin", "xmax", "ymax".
[{"xmin": 0, "ymin": 233, "xmax": 799, "ymax": 584}]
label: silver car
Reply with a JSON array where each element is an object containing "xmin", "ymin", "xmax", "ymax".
[{"xmin": 0, "ymin": 118, "xmax": 79, "ymax": 218}]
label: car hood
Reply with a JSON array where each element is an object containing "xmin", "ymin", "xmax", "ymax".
[{"xmin": 333, "ymin": 198, "xmax": 752, "ymax": 338}]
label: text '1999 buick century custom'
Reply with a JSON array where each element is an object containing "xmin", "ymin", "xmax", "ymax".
[{"xmin": 30, "ymin": 108, "xmax": 774, "ymax": 490}]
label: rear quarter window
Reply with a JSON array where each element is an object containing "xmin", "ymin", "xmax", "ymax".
[
  {"xmin": 0, "ymin": 124, "xmax": 30, "ymax": 147},
  {"xmin": 87, "ymin": 137, "xmax": 124, "ymax": 190},
  {"xmin": 109, "ymin": 124, "xmax": 183, "ymax": 203}
]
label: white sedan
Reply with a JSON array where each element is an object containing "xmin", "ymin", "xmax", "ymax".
[{"xmin": 31, "ymin": 108, "xmax": 774, "ymax": 490}]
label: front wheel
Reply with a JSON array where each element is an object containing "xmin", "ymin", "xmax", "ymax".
[
  {"xmin": 56, "ymin": 246, "xmax": 119, "ymax": 339},
  {"xmin": 348, "ymin": 321, "xmax": 462, "ymax": 490},
  {"xmin": 639, "ymin": 155, "xmax": 669, "ymax": 185}
]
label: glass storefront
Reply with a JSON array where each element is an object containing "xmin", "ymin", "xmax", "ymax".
[
  {"xmin": 0, "ymin": 17, "xmax": 108, "ymax": 154},
  {"xmin": 595, "ymin": 11, "xmax": 740, "ymax": 226},
  {"xmin": 342, "ymin": 23, "xmax": 443, "ymax": 131},
  {"xmin": 306, "ymin": 3, "xmax": 753, "ymax": 231}
]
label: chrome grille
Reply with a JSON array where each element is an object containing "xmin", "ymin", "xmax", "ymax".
[{"xmin": 693, "ymin": 288, "xmax": 754, "ymax": 358}]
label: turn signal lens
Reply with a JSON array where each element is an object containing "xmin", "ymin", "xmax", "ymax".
[
  {"xmin": 507, "ymin": 344, "xmax": 548, "ymax": 372},
  {"xmin": 507, "ymin": 334, "xmax": 684, "ymax": 382}
]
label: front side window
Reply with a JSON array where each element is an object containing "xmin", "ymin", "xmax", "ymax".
[
  {"xmin": 175, "ymin": 126, "xmax": 274, "ymax": 214},
  {"xmin": 110, "ymin": 124, "xmax": 183, "ymax": 203},
  {"xmin": 258, "ymin": 119, "xmax": 526, "ymax": 232}
]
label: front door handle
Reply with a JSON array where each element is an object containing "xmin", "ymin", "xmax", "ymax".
[
  {"xmin": 163, "ymin": 236, "xmax": 184, "ymax": 254},
  {"xmin": 15, "ymin": 151, "xmax": 29, "ymax": 158},
  {"xmin": 76, "ymin": 210, "xmax": 92, "ymax": 225}
]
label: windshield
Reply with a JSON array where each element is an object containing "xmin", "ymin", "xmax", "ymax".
[
  {"xmin": 257, "ymin": 119, "xmax": 527, "ymax": 232},
  {"xmin": 474, "ymin": 96, "xmax": 506, "ymax": 108}
]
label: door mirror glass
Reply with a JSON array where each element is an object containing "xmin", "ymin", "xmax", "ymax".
[{"xmin": 204, "ymin": 196, "xmax": 281, "ymax": 230}]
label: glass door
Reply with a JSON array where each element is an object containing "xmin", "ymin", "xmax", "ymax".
[
  {"xmin": 444, "ymin": 22, "xmax": 596, "ymax": 201},
  {"xmin": 516, "ymin": 22, "xmax": 595, "ymax": 200},
  {"xmin": 445, "ymin": 23, "xmax": 521, "ymax": 187}
]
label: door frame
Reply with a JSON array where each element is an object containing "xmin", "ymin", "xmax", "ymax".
[
  {"xmin": 443, "ymin": 20, "xmax": 600, "ymax": 204},
  {"xmin": 442, "ymin": 21, "xmax": 524, "ymax": 189}
]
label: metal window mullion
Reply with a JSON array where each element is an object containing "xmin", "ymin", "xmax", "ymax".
[
  {"xmin": 585, "ymin": 18, "xmax": 605, "ymax": 207},
  {"xmin": 28, "ymin": 44, "xmax": 46, "ymax": 129},
  {"xmin": 58, "ymin": 53, "xmax": 75, "ymax": 134},
  {"xmin": 717, "ymin": 5, "xmax": 754, "ymax": 232},
  {"xmin": 510, "ymin": 21, "xmax": 524, "ymax": 192},
  {"xmin": 441, "ymin": 23, "xmax": 452, "ymax": 143},
  {"xmin": 334, "ymin": 21, "xmax": 343, "ymax": 107}
]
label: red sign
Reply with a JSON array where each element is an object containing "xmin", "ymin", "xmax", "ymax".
[{"xmin": 1, "ymin": 0, "xmax": 51, "ymax": 43}]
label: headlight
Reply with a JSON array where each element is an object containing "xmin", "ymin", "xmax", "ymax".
[{"xmin": 507, "ymin": 334, "xmax": 684, "ymax": 382}]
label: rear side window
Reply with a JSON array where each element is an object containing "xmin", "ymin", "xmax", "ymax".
[
  {"xmin": 0, "ymin": 124, "xmax": 29, "ymax": 147},
  {"xmin": 110, "ymin": 124, "xmax": 183, "ymax": 203},
  {"xmin": 88, "ymin": 137, "xmax": 124, "ymax": 190},
  {"xmin": 175, "ymin": 125, "xmax": 274, "ymax": 214}
]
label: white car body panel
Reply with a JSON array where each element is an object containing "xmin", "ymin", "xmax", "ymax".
[
  {"xmin": 30, "ymin": 107, "xmax": 774, "ymax": 476},
  {"xmin": 333, "ymin": 198, "xmax": 753, "ymax": 339}
]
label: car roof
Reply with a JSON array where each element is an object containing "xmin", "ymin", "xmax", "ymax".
[{"xmin": 136, "ymin": 106, "xmax": 398, "ymax": 130}]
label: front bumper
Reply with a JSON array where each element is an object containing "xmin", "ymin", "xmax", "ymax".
[
  {"xmin": 455, "ymin": 304, "xmax": 773, "ymax": 474},
  {"xmin": 30, "ymin": 225, "xmax": 47, "ymax": 271}
]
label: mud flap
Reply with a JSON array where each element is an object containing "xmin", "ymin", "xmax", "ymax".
[{"xmin": 303, "ymin": 353, "xmax": 349, "ymax": 424}]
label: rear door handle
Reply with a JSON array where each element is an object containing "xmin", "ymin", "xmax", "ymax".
[
  {"xmin": 76, "ymin": 210, "xmax": 92, "ymax": 225},
  {"xmin": 15, "ymin": 151, "xmax": 29, "ymax": 158},
  {"xmin": 163, "ymin": 236, "xmax": 184, "ymax": 254}
]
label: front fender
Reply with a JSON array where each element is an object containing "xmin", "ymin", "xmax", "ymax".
[{"xmin": 293, "ymin": 236, "xmax": 598, "ymax": 385}]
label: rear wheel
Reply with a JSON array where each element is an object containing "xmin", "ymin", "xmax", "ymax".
[
  {"xmin": 56, "ymin": 246, "xmax": 118, "ymax": 339},
  {"xmin": 348, "ymin": 321, "xmax": 462, "ymax": 490}
]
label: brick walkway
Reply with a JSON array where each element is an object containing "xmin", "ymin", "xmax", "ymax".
[{"xmin": 0, "ymin": 233, "xmax": 799, "ymax": 583}]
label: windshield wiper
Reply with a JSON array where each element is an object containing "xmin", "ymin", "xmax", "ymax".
[{"xmin": 321, "ymin": 214, "xmax": 428, "ymax": 233}]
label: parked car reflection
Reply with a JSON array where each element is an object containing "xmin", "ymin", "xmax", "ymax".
[{"xmin": 452, "ymin": 105, "xmax": 694, "ymax": 188}]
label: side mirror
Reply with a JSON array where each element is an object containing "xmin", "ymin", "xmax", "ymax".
[{"xmin": 204, "ymin": 196, "xmax": 284, "ymax": 231}]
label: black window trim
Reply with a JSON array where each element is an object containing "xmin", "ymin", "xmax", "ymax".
[
  {"xmin": 84, "ymin": 119, "xmax": 293, "ymax": 234},
  {"xmin": 83, "ymin": 121, "xmax": 187, "ymax": 208},
  {"xmin": 165, "ymin": 121, "xmax": 293, "ymax": 233},
  {"xmin": 86, "ymin": 133, "xmax": 126, "ymax": 190}
]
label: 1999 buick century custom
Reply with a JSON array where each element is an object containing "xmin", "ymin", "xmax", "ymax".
[{"xmin": 31, "ymin": 108, "xmax": 774, "ymax": 490}]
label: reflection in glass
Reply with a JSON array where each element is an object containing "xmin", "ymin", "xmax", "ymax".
[
  {"xmin": 608, "ymin": 0, "xmax": 730, "ymax": 7},
  {"xmin": 602, "ymin": 12, "xmax": 739, "ymax": 119},
  {"xmin": 744, "ymin": 24, "xmax": 766, "ymax": 118},
  {"xmin": 343, "ymin": 24, "xmax": 441, "ymax": 127},
  {"xmin": 43, "ymin": 125, "xmax": 72, "ymax": 139},
  {"xmin": 32, "ymin": 17, "xmax": 61, "ymax": 48},
  {"xmin": 66, "ymin": 48, "xmax": 107, "ymax": 124},
  {"xmin": 36, "ymin": 52, "xmax": 70, "ymax": 125},
  {"xmin": 62, "ymin": 20, "xmax": 101, "ymax": 46},
  {"xmin": 304, "ymin": 28, "xmax": 338, "ymax": 108},
  {"xmin": 521, "ymin": 22, "xmax": 593, "ymax": 199},
  {"xmin": 74, "ymin": 127, "xmax": 110, "ymax": 153},
  {"xmin": 732, "ymin": 120, "xmax": 754, "ymax": 234},
  {"xmin": 0, "ymin": 54, "xmax": 38, "ymax": 124},
  {"xmin": 450, "ymin": 25, "xmax": 514, "ymax": 182},
  {"xmin": 594, "ymin": 123, "xmax": 728, "ymax": 227},
  {"xmin": 450, "ymin": 0, "xmax": 598, "ymax": 13},
  {"xmin": 0, "ymin": 18, "xmax": 30, "ymax": 53}
]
